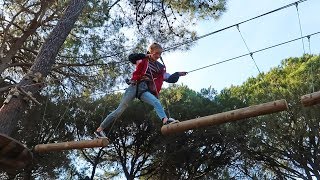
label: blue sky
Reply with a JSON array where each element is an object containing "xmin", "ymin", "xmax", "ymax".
[{"xmin": 162, "ymin": 0, "xmax": 320, "ymax": 93}]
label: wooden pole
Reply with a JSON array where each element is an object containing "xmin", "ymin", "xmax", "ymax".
[
  {"xmin": 301, "ymin": 91, "xmax": 320, "ymax": 107},
  {"xmin": 34, "ymin": 138, "xmax": 109, "ymax": 153},
  {"xmin": 161, "ymin": 99, "xmax": 288, "ymax": 135}
]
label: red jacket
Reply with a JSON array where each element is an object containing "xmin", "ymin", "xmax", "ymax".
[{"xmin": 131, "ymin": 58, "xmax": 165, "ymax": 95}]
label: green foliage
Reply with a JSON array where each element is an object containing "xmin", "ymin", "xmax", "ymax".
[
  {"xmin": 160, "ymin": 84, "xmax": 219, "ymax": 120},
  {"xmin": 1, "ymin": 0, "xmax": 228, "ymax": 178},
  {"xmin": 12, "ymin": 54, "xmax": 320, "ymax": 179},
  {"xmin": 167, "ymin": 0, "xmax": 227, "ymax": 20},
  {"xmin": 0, "ymin": 0, "xmax": 227, "ymax": 99},
  {"xmin": 8, "ymin": 2, "xmax": 320, "ymax": 179},
  {"xmin": 217, "ymin": 54, "xmax": 320, "ymax": 179}
]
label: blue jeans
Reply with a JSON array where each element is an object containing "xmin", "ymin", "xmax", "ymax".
[{"xmin": 99, "ymin": 82, "xmax": 167, "ymax": 129}]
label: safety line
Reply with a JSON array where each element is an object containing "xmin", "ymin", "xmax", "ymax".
[
  {"xmin": 8, "ymin": 32, "xmax": 319, "ymax": 95},
  {"xmin": 57, "ymin": 0, "xmax": 308, "ymax": 58},
  {"xmin": 295, "ymin": 2, "xmax": 306, "ymax": 54},
  {"xmin": 165, "ymin": 0, "xmax": 307, "ymax": 51},
  {"xmin": 187, "ymin": 31, "xmax": 320, "ymax": 73},
  {"xmin": 2, "ymin": 0, "xmax": 313, "ymax": 96}
]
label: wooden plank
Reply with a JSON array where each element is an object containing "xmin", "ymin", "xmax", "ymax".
[
  {"xmin": 34, "ymin": 138, "xmax": 109, "ymax": 153},
  {"xmin": 301, "ymin": 91, "xmax": 320, "ymax": 107},
  {"xmin": 161, "ymin": 99, "xmax": 288, "ymax": 135}
]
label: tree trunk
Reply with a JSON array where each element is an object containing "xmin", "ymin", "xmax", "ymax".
[{"xmin": 0, "ymin": 0, "xmax": 87, "ymax": 135}]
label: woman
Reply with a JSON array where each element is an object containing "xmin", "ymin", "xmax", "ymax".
[{"xmin": 94, "ymin": 43, "xmax": 187, "ymax": 138}]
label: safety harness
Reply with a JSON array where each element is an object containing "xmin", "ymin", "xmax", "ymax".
[{"xmin": 131, "ymin": 57, "xmax": 166, "ymax": 99}]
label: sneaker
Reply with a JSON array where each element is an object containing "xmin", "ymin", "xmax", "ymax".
[
  {"xmin": 163, "ymin": 118, "xmax": 179, "ymax": 125},
  {"xmin": 94, "ymin": 130, "xmax": 107, "ymax": 138}
]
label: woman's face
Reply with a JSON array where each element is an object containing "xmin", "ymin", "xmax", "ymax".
[{"xmin": 150, "ymin": 48, "xmax": 163, "ymax": 61}]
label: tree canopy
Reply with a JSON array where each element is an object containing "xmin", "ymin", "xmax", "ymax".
[
  {"xmin": 0, "ymin": 0, "xmax": 227, "ymax": 135},
  {"xmin": 1, "ymin": 0, "xmax": 320, "ymax": 179}
]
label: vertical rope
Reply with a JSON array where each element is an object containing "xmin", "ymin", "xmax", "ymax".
[
  {"xmin": 236, "ymin": 25, "xmax": 281, "ymax": 101},
  {"xmin": 295, "ymin": 3, "xmax": 306, "ymax": 54},
  {"xmin": 307, "ymin": 36, "xmax": 311, "ymax": 54},
  {"xmin": 37, "ymin": 95, "xmax": 49, "ymax": 144},
  {"xmin": 237, "ymin": 25, "xmax": 261, "ymax": 74},
  {"xmin": 165, "ymin": 99, "xmax": 171, "ymax": 118},
  {"xmin": 45, "ymin": 98, "xmax": 72, "ymax": 143},
  {"xmin": 307, "ymin": 36, "xmax": 314, "ymax": 92}
]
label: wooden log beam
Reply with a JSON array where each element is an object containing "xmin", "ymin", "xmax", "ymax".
[
  {"xmin": 34, "ymin": 138, "xmax": 109, "ymax": 153},
  {"xmin": 161, "ymin": 99, "xmax": 288, "ymax": 135},
  {"xmin": 301, "ymin": 91, "xmax": 320, "ymax": 107}
]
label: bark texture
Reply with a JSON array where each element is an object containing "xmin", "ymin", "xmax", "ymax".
[{"xmin": 0, "ymin": 0, "xmax": 87, "ymax": 135}]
